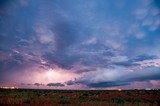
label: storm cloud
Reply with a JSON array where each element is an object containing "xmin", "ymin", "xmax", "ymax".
[
  {"xmin": 0, "ymin": 0, "xmax": 160, "ymax": 89},
  {"xmin": 47, "ymin": 83, "xmax": 65, "ymax": 87}
]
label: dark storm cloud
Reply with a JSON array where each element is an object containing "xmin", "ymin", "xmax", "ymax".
[
  {"xmin": 34, "ymin": 22, "xmax": 80, "ymax": 69},
  {"xmin": 43, "ymin": 52, "xmax": 80, "ymax": 69},
  {"xmin": 42, "ymin": 40, "xmax": 117, "ymax": 70},
  {"xmin": 0, "ymin": 0, "xmax": 10, "ymax": 7},
  {"xmin": 0, "ymin": 0, "xmax": 39, "ymax": 77},
  {"xmin": 65, "ymin": 80, "xmax": 75, "ymax": 85},
  {"xmin": 113, "ymin": 54, "xmax": 159, "ymax": 67},
  {"xmin": 132, "ymin": 54, "xmax": 158, "ymax": 62},
  {"xmin": 52, "ymin": 21, "xmax": 80, "ymax": 51},
  {"xmin": 21, "ymin": 83, "xmax": 32, "ymax": 86},
  {"xmin": 114, "ymin": 62, "xmax": 138, "ymax": 67},
  {"xmin": 0, "ymin": 50, "xmax": 24, "ymax": 71},
  {"xmin": 0, "ymin": 0, "xmax": 160, "ymax": 89},
  {"xmin": 0, "ymin": 0, "xmax": 83, "ymax": 76},
  {"xmin": 87, "ymin": 82, "xmax": 129, "ymax": 88},
  {"xmin": 154, "ymin": 0, "xmax": 160, "ymax": 8},
  {"xmin": 20, "ymin": 83, "xmax": 44, "ymax": 86},
  {"xmin": 34, "ymin": 83, "xmax": 44, "ymax": 86},
  {"xmin": 74, "ymin": 68, "xmax": 95, "ymax": 74},
  {"xmin": 85, "ymin": 73, "xmax": 160, "ymax": 88},
  {"xmin": 76, "ymin": 67, "xmax": 160, "ymax": 88},
  {"xmin": 47, "ymin": 83, "xmax": 65, "ymax": 87},
  {"xmin": 0, "ymin": 0, "xmax": 13, "ymax": 15},
  {"xmin": 0, "ymin": 0, "xmax": 131, "ymax": 75}
]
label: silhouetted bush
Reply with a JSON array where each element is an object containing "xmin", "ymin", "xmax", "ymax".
[
  {"xmin": 78, "ymin": 95, "xmax": 85, "ymax": 101},
  {"xmin": 23, "ymin": 98, "xmax": 31, "ymax": 104},
  {"xmin": 59, "ymin": 99, "xmax": 71, "ymax": 104},
  {"xmin": 111, "ymin": 98, "xmax": 125, "ymax": 104}
]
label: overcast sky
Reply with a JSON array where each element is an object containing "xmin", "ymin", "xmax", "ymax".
[{"xmin": 0, "ymin": 0, "xmax": 160, "ymax": 89}]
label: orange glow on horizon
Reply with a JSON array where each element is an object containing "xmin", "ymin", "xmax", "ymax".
[{"xmin": 0, "ymin": 86, "xmax": 18, "ymax": 89}]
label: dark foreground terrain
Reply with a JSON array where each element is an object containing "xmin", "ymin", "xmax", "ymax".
[{"xmin": 0, "ymin": 89, "xmax": 160, "ymax": 106}]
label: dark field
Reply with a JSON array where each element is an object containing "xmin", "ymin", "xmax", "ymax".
[{"xmin": 0, "ymin": 89, "xmax": 160, "ymax": 106}]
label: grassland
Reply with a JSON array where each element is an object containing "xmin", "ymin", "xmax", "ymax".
[{"xmin": 0, "ymin": 89, "xmax": 160, "ymax": 106}]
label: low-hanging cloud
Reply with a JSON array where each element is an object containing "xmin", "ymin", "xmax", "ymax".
[
  {"xmin": 76, "ymin": 67, "xmax": 160, "ymax": 88},
  {"xmin": 47, "ymin": 83, "xmax": 65, "ymax": 87}
]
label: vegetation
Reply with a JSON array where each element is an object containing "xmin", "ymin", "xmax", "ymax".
[{"xmin": 0, "ymin": 89, "xmax": 160, "ymax": 106}]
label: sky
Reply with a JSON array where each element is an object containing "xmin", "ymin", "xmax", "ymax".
[{"xmin": 0, "ymin": 0, "xmax": 160, "ymax": 90}]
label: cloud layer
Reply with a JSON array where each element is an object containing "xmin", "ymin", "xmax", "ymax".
[{"xmin": 0, "ymin": 0, "xmax": 160, "ymax": 89}]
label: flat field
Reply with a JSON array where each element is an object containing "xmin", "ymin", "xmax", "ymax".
[{"xmin": 0, "ymin": 89, "xmax": 160, "ymax": 106}]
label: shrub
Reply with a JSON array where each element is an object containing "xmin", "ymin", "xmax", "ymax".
[
  {"xmin": 111, "ymin": 98, "xmax": 125, "ymax": 104},
  {"xmin": 59, "ymin": 99, "xmax": 71, "ymax": 104},
  {"xmin": 88, "ymin": 91, "xmax": 100, "ymax": 95},
  {"xmin": 23, "ymin": 98, "xmax": 31, "ymax": 104},
  {"xmin": 82, "ymin": 93, "xmax": 89, "ymax": 96},
  {"xmin": 78, "ymin": 95, "xmax": 85, "ymax": 101},
  {"xmin": 126, "ymin": 98, "xmax": 141, "ymax": 102}
]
